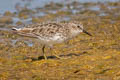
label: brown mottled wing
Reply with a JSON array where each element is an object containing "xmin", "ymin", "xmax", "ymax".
[
  {"xmin": 12, "ymin": 27, "xmax": 39, "ymax": 38},
  {"xmin": 34, "ymin": 23, "xmax": 71, "ymax": 41},
  {"xmin": 12, "ymin": 23, "xmax": 65, "ymax": 39},
  {"xmin": 30, "ymin": 23, "xmax": 65, "ymax": 38}
]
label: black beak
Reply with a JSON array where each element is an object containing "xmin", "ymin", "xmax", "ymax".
[{"xmin": 83, "ymin": 29, "xmax": 92, "ymax": 36}]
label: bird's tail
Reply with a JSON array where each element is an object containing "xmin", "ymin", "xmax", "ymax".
[{"xmin": 12, "ymin": 28, "xmax": 22, "ymax": 31}]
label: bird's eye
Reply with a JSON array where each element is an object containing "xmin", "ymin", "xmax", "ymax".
[{"xmin": 77, "ymin": 26, "xmax": 80, "ymax": 28}]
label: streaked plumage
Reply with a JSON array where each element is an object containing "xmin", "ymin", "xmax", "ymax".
[{"xmin": 12, "ymin": 21, "xmax": 92, "ymax": 60}]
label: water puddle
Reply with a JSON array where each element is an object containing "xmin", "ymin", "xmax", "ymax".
[
  {"xmin": 11, "ymin": 39, "xmax": 34, "ymax": 47},
  {"xmin": 0, "ymin": 0, "xmax": 119, "ymax": 14}
]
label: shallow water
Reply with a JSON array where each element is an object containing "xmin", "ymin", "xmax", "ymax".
[{"xmin": 0, "ymin": 0, "xmax": 119, "ymax": 13}]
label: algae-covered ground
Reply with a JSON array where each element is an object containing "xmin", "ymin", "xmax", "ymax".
[{"xmin": 0, "ymin": 1, "xmax": 120, "ymax": 80}]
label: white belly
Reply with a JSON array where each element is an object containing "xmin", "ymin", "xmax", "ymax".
[{"xmin": 38, "ymin": 33, "xmax": 66, "ymax": 45}]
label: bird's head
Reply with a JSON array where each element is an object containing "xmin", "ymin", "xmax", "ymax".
[{"xmin": 69, "ymin": 21, "xmax": 92, "ymax": 36}]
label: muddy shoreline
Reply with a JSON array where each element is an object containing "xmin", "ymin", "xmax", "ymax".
[{"xmin": 0, "ymin": 1, "xmax": 120, "ymax": 80}]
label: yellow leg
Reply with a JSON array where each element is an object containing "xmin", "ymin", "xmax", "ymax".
[
  {"xmin": 42, "ymin": 45, "xmax": 47, "ymax": 60},
  {"xmin": 50, "ymin": 48, "xmax": 66, "ymax": 59},
  {"xmin": 53, "ymin": 52, "xmax": 62, "ymax": 59}
]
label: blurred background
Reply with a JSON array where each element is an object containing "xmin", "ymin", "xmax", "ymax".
[
  {"xmin": 0, "ymin": 0, "xmax": 119, "ymax": 25},
  {"xmin": 0, "ymin": 0, "xmax": 119, "ymax": 13}
]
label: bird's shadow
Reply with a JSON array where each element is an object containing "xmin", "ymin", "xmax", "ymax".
[{"xmin": 30, "ymin": 51, "xmax": 88, "ymax": 61}]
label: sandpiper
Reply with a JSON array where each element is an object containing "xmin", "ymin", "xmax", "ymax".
[{"xmin": 12, "ymin": 21, "xmax": 92, "ymax": 60}]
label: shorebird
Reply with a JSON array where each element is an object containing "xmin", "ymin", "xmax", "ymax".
[{"xmin": 12, "ymin": 21, "xmax": 92, "ymax": 60}]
